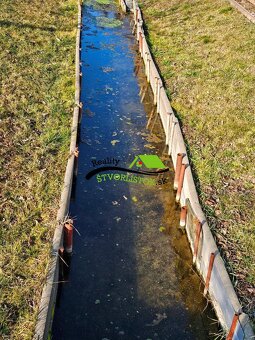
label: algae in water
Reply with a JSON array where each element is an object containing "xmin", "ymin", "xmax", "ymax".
[
  {"xmin": 85, "ymin": 0, "xmax": 115, "ymax": 10},
  {"xmin": 96, "ymin": 0, "xmax": 113, "ymax": 4},
  {"xmin": 96, "ymin": 17, "xmax": 122, "ymax": 28}
]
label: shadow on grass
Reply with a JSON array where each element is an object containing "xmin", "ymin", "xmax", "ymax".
[{"xmin": 141, "ymin": 16, "xmax": 221, "ymax": 240}]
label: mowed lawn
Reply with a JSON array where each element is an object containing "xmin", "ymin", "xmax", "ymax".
[
  {"xmin": 0, "ymin": 0, "xmax": 77, "ymax": 338},
  {"xmin": 139, "ymin": 0, "xmax": 255, "ymax": 324}
]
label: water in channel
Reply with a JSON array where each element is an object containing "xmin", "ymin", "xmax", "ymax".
[{"xmin": 51, "ymin": 1, "xmax": 219, "ymax": 339}]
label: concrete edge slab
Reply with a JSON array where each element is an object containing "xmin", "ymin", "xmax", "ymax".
[
  {"xmin": 228, "ymin": 0, "xmax": 255, "ymax": 24},
  {"xmin": 33, "ymin": 1, "xmax": 82, "ymax": 339}
]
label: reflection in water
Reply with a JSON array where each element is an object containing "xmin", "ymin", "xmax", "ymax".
[{"xmin": 51, "ymin": 1, "xmax": 219, "ymax": 339}]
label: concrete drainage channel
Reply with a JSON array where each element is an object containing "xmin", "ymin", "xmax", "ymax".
[{"xmin": 34, "ymin": 0, "xmax": 253, "ymax": 339}]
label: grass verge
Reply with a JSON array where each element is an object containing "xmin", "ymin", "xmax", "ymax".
[
  {"xmin": 139, "ymin": 0, "xmax": 255, "ymax": 325},
  {"xmin": 0, "ymin": 0, "xmax": 77, "ymax": 338}
]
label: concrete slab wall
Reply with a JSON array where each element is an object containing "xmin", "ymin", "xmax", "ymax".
[{"xmin": 33, "ymin": 1, "xmax": 82, "ymax": 339}]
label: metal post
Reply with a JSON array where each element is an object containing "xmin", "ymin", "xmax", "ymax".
[
  {"xmin": 64, "ymin": 220, "xmax": 74, "ymax": 254},
  {"xmin": 203, "ymin": 252, "xmax": 216, "ymax": 295},
  {"xmin": 176, "ymin": 163, "xmax": 186, "ymax": 203},
  {"xmin": 193, "ymin": 218, "xmax": 202, "ymax": 263},
  {"xmin": 180, "ymin": 206, "xmax": 187, "ymax": 227},
  {"xmin": 174, "ymin": 153, "xmax": 184, "ymax": 189}
]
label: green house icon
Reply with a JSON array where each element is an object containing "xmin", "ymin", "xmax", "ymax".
[{"xmin": 129, "ymin": 154, "xmax": 166, "ymax": 169}]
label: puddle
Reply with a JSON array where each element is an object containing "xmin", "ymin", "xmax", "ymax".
[{"xmin": 51, "ymin": 1, "xmax": 219, "ymax": 339}]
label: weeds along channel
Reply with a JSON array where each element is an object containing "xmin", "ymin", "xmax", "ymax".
[{"xmin": 0, "ymin": 0, "xmax": 77, "ymax": 338}]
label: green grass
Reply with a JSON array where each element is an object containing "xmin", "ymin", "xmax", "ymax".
[
  {"xmin": 0, "ymin": 0, "xmax": 77, "ymax": 338},
  {"xmin": 139, "ymin": 0, "xmax": 255, "ymax": 323}
]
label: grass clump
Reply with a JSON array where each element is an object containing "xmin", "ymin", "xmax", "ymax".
[
  {"xmin": 219, "ymin": 6, "xmax": 233, "ymax": 14},
  {"xmin": 139, "ymin": 0, "xmax": 255, "ymax": 324},
  {"xmin": 0, "ymin": 0, "xmax": 77, "ymax": 338}
]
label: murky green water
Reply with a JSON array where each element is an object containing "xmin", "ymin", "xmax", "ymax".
[{"xmin": 51, "ymin": 1, "xmax": 219, "ymax": 339}]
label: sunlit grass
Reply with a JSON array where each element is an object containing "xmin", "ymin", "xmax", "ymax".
[
  {"xmin": 139, "ymin": 0, "xmax": 255, "ymax": 324},
  {"xmin": 0, "ymin": 0, "xmax": 77, "ymax": 338}
]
